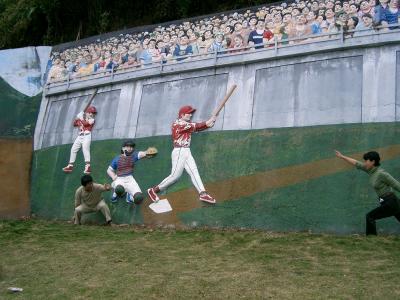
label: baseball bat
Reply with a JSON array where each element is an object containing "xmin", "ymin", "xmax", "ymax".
[
  {"xmin": 73, "ymin": 88, "xmax": 98, "ymax": 126},
  {"xmin": 212, "ymin": 84, "xmax": 237, "ymax": 117},
  {"xmin": 83, "ymin": 88, "xmax": 99, "ymax": 112}
]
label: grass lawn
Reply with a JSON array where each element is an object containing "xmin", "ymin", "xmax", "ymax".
[{"xmin": 1, "ymin": 220, "xmax": 400, "ymax": 299}]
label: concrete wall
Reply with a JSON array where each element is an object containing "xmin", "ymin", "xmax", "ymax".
[{"xmin": 35, "ymin": 36, "xmax": 400, "ymax": 150}]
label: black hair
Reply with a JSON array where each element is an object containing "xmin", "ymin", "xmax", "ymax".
[
  {"xmin": 363, "ymin": 151, "xmax": 381, "ymax": 166},
  {"xmin": 351, "ymin": 16, "xmax": 359, "ymax": 27},
  {"xmin": 81, "ymin": 175, "xmax": 93, "ymax": 186}
]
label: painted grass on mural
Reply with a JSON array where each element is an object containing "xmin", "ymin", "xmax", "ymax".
[{"xmin": 1, "ymin": 220, "xmax": 400, "ymax": 299}]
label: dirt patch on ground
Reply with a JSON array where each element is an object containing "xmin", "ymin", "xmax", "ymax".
[
  {"xmin": 142, "ymin": 145, "xmax": 400, "ymax": 226},
  {"xmin": 0, "ymin": 139, "xmax": 32, "ymax": 218}
]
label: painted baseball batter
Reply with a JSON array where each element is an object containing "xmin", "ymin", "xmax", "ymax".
[
  {"xmin": 63, "ymin": 106, "xmax": 97, "ymax": 174},
  {"xmin": 107, "ymin": 140, "xmax": 157, "ymax": 205},
  {"xmin": 147, "ymin": 105, "xmax": 217, "ymax": 204}
]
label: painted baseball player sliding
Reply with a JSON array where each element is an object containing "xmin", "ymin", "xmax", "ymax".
[
  {"xmin": 107, "ymin": 140, "xmax": 158, "ymax": 205},
  {"xmin": 63, "ymin": 89, "xmax": 98, "ymax": 175},
  {"xmin": 147, "ymin": 85, "xmax": 237, "ymax": 205}
]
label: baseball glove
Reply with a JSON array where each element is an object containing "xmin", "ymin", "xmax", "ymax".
[{"xmin": 146, "ymin": 147, "xmax": 158, "ymax": 157}]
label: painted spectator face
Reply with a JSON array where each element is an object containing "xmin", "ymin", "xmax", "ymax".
[
  {"xmin": 307, "ymin": 11, "xmax": 316, "ymax": 21},
  {"xmin": 233, "ymin": 36, "xmax": 243, "ymax": 46},
  {"xmin": 250, "ymin": 18, "xmax": 258, "ymax": 26},
  {"xmin": 360, "ymin": 1, "xmax": 370, "ymax": 10},
  {"xmin": 215, "ymin": 34, "xmax": 224, "ymax": 43},
  {"xmin": 350, "ymin": 4, "xmax": 358, "ymax": 13},
  {"xmin": 296, "ymin": 14, "xmax": 307, "ymax": 25},
  {"xmin": 347, "ymin": 17, "xmax": 355, "ymax": 27},
  {"xmin": 325, "ymin": 9, "xmax": 334, "ymax": 18},
  {"xmin": 335, "ymin": 4, "xmax": 343, "ymax": 12},
  {"xmin": 163, "ymin": 35, "xmax": 171, "ymax": 43},
  {"xmin": 266, "ymin": 21, "xmax": 274, "ymax": 30},
  {"xmin": 292, "ymin": 8, "xmax": 300, "ymax": 16},
  {"xmin": 362, "ymin": 15, "xmax": 373, "ymax": 26},
  {"xmin": 389, "ymin": 0, "xmax": 397, "ymax": 7},
  {"xmin": 189, "ymin": 34, "xmax": 197, "ymax": 43},
  {"xmin": 234, "ymin": 23, "xmax": 243, "ymax": 31},
  {"xmin": 180, "ymin": 36, "xmax": 189, "ymax": 45},
  {"xmin": 156, "ymin": 41, "xmax": 164, "ymax": 49},
  {"xmin": 283, "ymin": 14, "xmax": 292, "ymax": 23},
  {"xmin": 274, "ymin": 14, "xmax": 283, "ymax": 23},
  {"xmin": 326, "ymin": 1, "xmax": 334, "ymax": 8},
  {"xmin": 256, "ymin": 21, "xmax": 265, "ymax": 30}
]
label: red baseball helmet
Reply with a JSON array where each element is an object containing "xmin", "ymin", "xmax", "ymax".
[
  {"xmin": 85, "ymin": 106, "xmax": 97, "ymax": 114},
  {"xmin": 178, "ymin": 105, "xmax": 196, "ymax": 118}
]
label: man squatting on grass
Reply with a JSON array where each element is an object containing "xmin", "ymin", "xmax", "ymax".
[
  {"xmin": 335, "ymin": 150, "xmax": 400, "ymax": 235},
  {"xmin": 74, "ymin": 175, "xmax": 112, "ymax": 225}
]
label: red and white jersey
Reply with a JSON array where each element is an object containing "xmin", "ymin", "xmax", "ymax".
[
  {"xmin": 73, "ymin": 114, "xmax": 95, "ymax": 134},
  {"xmin": 172, "ymin": 118, "xmax": 208, "ymax": 148}
]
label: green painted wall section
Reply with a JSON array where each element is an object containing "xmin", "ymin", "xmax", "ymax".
[
  {"xmin": 31, "ymin": 123, "xmax": 400, "ymax": 233},
  {"xmin": 0, "ymin": 78, "xmax": 41, "ymax": 137}
]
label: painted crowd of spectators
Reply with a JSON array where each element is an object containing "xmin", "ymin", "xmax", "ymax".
[{"xmin": 47, "ymin": 0, "xmax": 400, "ymax": 83}]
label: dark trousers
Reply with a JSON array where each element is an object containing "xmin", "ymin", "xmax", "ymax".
[{"xmin": 366, "ymin": 193, "xmax": 400, "ymax": 235}]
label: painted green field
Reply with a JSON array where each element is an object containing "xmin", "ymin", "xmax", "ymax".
[
  {"xmin": 0, "ymin": 78, "xmax": 41, "ymax": 137},
  {"xmin": 31, "ymin": 123, "xmax": 400, "ymax": 233},
  {"xmin": 1, "ymin": 220, "xmax": 400, "ymax": 299}
]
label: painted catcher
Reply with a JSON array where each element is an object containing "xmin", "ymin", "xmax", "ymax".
[
  {"xmin": 63, "ymin": 105, "xmax": 97, "ymax": 174},
  {"xmin": 107, "ymin": 140, "xmax": 157, "ymax": 205},
  {"xmin": 147, "ymin": 105, "xmax": 217, "ymax": 204}
]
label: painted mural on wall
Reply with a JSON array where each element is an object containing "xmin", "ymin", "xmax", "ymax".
[
  {"xmin": 0, "ymin": 46, "xmax": 51, "ymax": 218},
  {"xmin": 0, "ymin": 46, "xmax": 51, "ymax": 138}
]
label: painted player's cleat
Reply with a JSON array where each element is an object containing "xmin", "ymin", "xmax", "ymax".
[
  {"xmin": 83, "ymin": 164, "xmax": 91, "ymax": 174},
  {"xmin": 126, "ymin": 193, "xmax": 134, "ymax": 204},
  {"xmin": 199, "ymin": 192, "xmax": 216, "ymax": 204},
  {"xmin": 111, "ymin": 192, "xmax": 118, "ymax": 203},
  {"xmin": 147, "ymin": 187, "xmax": 160, "ymax": 203},
  {"xmin": 62, "ymin": 164, "xmax": 74, "ymax": 173}
]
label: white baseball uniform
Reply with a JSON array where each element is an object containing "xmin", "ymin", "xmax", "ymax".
[
  {"xmin": 69, "ymin": 112, "xmax": 94, "ymax": 164},
  {"xmin": 158, "ymin": 118, "xmax": 208, "ymax": 193}
]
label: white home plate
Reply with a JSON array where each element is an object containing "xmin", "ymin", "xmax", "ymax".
[{"xmin": 149, "ymin": 199, "xmax": 172, "ymax": 214}]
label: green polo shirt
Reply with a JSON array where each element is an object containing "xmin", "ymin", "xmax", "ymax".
[{"xmin": 356, "ymin": 161, "xmax": 400, "ymax": 197}]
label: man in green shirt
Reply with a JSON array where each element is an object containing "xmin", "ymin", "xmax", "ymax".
[
  {"xmin": 335, "ymin": 150, "xmax": 400, "ymax": 235},
  {"xmin": 74, "ymin": 175, "xmax": 112, "ymax": 225}
]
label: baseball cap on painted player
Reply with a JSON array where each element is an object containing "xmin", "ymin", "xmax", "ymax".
[
  {"xmin": 178, "ymin": 105, "xmax": 196, "ymax": 117},
  {"xmin": 85, "ymin": 106, "xmax": 97, "ymax": 114}
]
